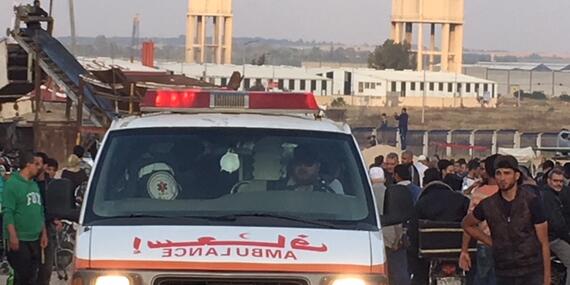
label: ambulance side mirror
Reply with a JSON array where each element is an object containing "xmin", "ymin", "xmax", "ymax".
[{"xmin": 46, "ymin": 179, "xmax": 80, "ymax": 222}]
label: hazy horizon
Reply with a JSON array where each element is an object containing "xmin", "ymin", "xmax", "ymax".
[{"xmin": 2, "ymin": 0, "xmax": 569, "ymax": 54}]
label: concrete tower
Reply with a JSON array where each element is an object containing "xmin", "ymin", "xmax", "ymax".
[
  {"xmin": 186, "ymin": 0, "xmax": 233, "ymax": 64},
  {"xmin": 391, "ymin": 0, "xmax": 464, "ymax": 73}
]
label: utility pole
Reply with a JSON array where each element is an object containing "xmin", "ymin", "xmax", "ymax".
[
  {"xmin": 130, "ymin": 14, "xmax": 140, "ymax": 63},
  {"xmin": 454, "ymin": 71, "xmax": 458, "ymax": 107},
  {"xmin": 49, "ymin": 0, "xmax": 54, "ymax": 16},
  {"xmin": 421, "ymin": 69, "xmax": 426, "ymax": 124},
  {"xmin": 552, "ymin": 71, "xmax": 556, "ymax": 98},
  {"xmin": 241, "ymin": 40, "xmax": 259, "ymax": 79},
  {"xmin": 529, "ymin": 70, "xmax": 533, "ymax": 93},
  {"xmin": 68, "ymin": 0, "xmax": 77, "ymax": 54}
]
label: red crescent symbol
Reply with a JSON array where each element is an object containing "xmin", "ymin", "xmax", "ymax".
[{"xmin": 239, "ymin": 233, "xmax": 249, "ymax": 240}]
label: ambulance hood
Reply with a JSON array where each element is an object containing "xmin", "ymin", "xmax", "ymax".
[{"xmin": 77, "ymin": 225, "xmax": 385, "ymax": 273}]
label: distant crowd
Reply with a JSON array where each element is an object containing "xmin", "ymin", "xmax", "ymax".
[{"xmin": 371, "ymin": 150, "xmax": 570, "ymax": 285}]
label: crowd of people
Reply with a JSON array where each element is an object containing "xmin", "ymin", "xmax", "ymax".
[
  {"xmin": 371, "ymin": 150, "xmax": 570, "ymax": 285},
  {"xmin": 0, "ymin": 146, "xmax": 90, "ymax": 285}
]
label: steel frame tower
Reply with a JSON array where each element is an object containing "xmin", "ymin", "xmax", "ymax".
[
  {"xmin": 186, "ymin": 0, "xmax": 233, "ymax": 64},
  {"xmin": 391, "ymin": 0, "xmax": 464, "ymax": 73}
]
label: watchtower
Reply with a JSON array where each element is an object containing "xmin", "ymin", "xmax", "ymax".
[
  {"xmin": 186, "ymin": 0, "xmax": 233, "ymax": 64},
  {"xmin": 391, "ymin": 0, "xmax": 464, "ymax": 73}
]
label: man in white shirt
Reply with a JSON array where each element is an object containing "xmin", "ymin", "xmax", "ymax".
[
  {"xmin": 415, "ymin": 155, "xmax": 429, "ymax": 187},
  {"xmin": 370, "ymin": 166, "xmax": 385, "ymax": 185},
  {"xmin": 370, "ymin": 166, "xmax": 387, "ymax": 214},
  {"xmin": 462, "ymin": 159, "xmax": 481, "ymax": 193}
]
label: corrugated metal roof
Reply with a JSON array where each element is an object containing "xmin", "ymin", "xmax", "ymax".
[
  {"xmin": 308, "ymin": 67, "xmax": 495, "ymax": 83},
  {"xmin": 157, "ymin": 63, "xmax": 330, "ymax": 80},
  {"xmin": 359, "ymin": 69, "xmax": 494, "ymax": 83},
  {"xmin": 468, "ymin": 62, "xmax": 570, "ymax": 71},
  {"xmin": 77, "ymin": 57, "xmax": 160, "ymax": 72},
  {"xmin": 77, "ymin": 58, "xmax": 494, "ymax": 84}
]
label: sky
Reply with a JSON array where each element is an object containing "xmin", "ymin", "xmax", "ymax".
[{"xmin": 1, "ymin": 0, "xmax": 569, "ymax": 53}]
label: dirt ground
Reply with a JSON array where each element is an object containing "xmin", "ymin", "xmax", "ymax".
[{"xmin": 345, "ymin": 97, "xmax": 570, "ymax": 132}]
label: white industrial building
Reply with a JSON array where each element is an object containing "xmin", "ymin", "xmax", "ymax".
[
  {"xmin": 70, "ymin": 59, "xmax": 498, "ymax": 103},
  {"xmin": 155, "ymin": 63, "xmax": 497, "ymax": 99},
  {"xmin": 308, "ymin": 68, "xmax": 498, "ymax": 99}
]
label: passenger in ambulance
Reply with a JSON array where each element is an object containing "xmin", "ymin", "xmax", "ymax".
[
  {"xmin": 126, "ymin": 142, "xmax": 179, "ymax": 198},
  {"xmin": 277, "ymin": 145, "xmax": 344, "ymax": 194},
  {"xmin": 180, "ymin": 141, "xmax": 238, "ymax": 199},
  {"xmin": 320, "ymin": 157, "xmax": 346, "ymax": 195}
]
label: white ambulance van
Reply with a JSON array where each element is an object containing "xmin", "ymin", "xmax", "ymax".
[{"xmin": 48, "ymin": 90, "xmax": 387, "ymax": 285}]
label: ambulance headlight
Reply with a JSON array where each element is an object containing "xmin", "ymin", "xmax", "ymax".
[
  {"xmin": 95, "ymin": 275, "xmax": 131, "ymax": 285},
  {"xmin": 327, "ymin": 276, "xmax": 388, "ymax": 285},
  {"xmin": 330, "ymin": 278, "xmax": 367, "ymax": 285}
]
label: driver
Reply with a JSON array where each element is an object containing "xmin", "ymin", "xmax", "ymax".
[{"xmin": 285, "ymin": 146, "xmax": 344, "ymax": 194}]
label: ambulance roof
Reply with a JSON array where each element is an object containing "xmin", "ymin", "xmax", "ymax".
[{"xmin": 109, "ymin": 113, "xmax": 352, "ymax": 135}]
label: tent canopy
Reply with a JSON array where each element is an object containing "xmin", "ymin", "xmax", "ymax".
[{"xmin": 498, "ymin": 147, "xmax": 536, "ymax": 164}]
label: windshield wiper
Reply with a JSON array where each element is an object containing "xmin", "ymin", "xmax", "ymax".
[
  {"xmin": 93, "ymin": 213, "xmax": 370, "ymax": 230},
  {"xmin": 95, "ymin": 214, "xmax": 221, "ymax": 222},
  {"xmin": 213, "ymin": 213, "xmax": 345, "ymax": 229},
  {"xmin": 98, "ymin": 214, "xmax": 171, "ymax": 219}
]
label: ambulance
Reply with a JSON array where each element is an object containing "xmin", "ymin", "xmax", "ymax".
[{"xmin": 48, "ymin": 90, "xmax": 387, "ymax": 285}]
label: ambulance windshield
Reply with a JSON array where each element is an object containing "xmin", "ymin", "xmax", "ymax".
[{"xmin": 85, "ymin": 128, "xmax": 376, "ymax": 230}]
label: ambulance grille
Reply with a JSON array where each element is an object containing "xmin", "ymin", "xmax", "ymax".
[{"xmin": 154, "ymin": 278, "xmax": 308, "ymax": 285}]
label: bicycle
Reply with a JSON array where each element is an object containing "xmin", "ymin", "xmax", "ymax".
[{"xmin": 54, "ymin": 220, "xmax": 76, "ymax": 281}]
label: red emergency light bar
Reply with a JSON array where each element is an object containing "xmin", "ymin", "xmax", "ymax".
[{"xmin": 141, "ymin": 89, "xmax": 320, "ymax": 112}]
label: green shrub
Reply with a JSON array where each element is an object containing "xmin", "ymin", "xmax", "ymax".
[
  {"xmin": 514, "ymin": 91, "xmax": 547, "ymax": 100},
  {"xmin": 331, "ymin": 97, "xmax": 347, "ymax": 107}
]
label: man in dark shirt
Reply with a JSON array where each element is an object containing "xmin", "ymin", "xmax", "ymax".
[
  {"xmin": 26, "ymin": 1, "xmax": 49, "ymax": 30},
  {"xmin": 378, "ymin": 113, "xmax": 389, "ymax": 144},
  {"xmin": 409, "ymin": 173, "xmax": 469, "ymax": 285},
  {"xmin": 33, "ymin": 152, "xmax": 58, "ymax": 285},
  {"xmin": 401, "ymin": 150, "xmax": 421, "ymax": 187},
  {"xmin": 560, "ymin": 184, "xmax": 570, "ymax": 225},
  {"xmin": 33, "ymin": 152, "xmax": 50, "ymax": 197},
  {"xmin": 463, "ymin": 155, "xmax": 550, "ymax": 285},
  {"xmin": 542, "ymin": 167, "xmax": 570, "ymax": 285},
  {"xmin": 382, "ymin": 165, "xmax": 414, "ymax": 285},
  {"xmin": 439, "ymin": 159, "xmax": 462, "ymax": 191},
  {"xmin": 395, "ymin": 108, "xmax": 409, "ymax": 150},
  {"xmin": 394, "ymin": 164, "xmax": 421, "ymax": 204},
  {"xmin": 536, "ymin": 160, "xmax": 555, "ymax": 186}
]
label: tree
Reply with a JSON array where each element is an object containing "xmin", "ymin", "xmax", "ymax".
[
  {"xmin": 93, "ymin": 35, "xmax": 109, "ymax": 57},
  {"xmin": 495, "ymin": 55, "xmax": 518, "ymax": 62},
  {"xmin": 368, "ymin": 39, "xmax": 415, "ymax": 70},
  {"xmin": 251, "ymin": 53, "xmax": 266, "ymax": 66},
  {"xmin": 527, "ymin": 53, "xmax": 542, "ymax": 60},
  {"xmin": 331, "ymin": 98, "xmax": 347, "ymax": 107}
]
